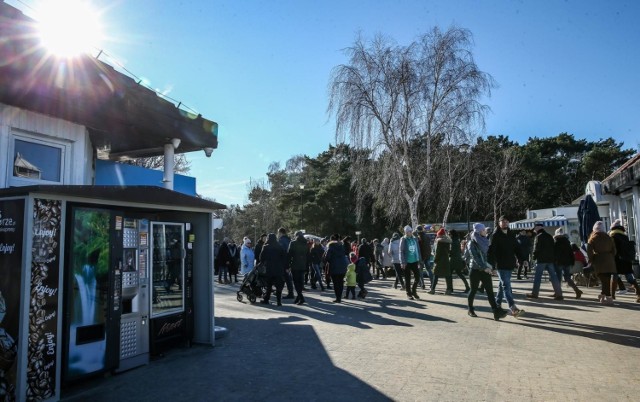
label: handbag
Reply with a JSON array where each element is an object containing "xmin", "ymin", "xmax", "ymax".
[{"xmin": 256, "ymin": 262, "xmax": 267, "ymax": 276}]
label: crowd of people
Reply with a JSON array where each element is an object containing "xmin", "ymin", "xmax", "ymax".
[{"xmin": 214, "ymin": 217, "xmax": 640, "ymax": 317}]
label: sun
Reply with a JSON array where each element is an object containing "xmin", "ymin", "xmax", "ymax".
[{"xmin": 35, "ymin": 0, "xmax": 104, "ymax": 58}]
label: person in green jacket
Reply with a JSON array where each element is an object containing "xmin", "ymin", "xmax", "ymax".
[{"xmin": 344, "ymin": 253, "xmax": 358, "ymax": 299}]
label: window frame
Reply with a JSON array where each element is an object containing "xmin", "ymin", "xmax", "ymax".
[{"xmin": 8, "ymin": 130, "xmax": 70, "ymax": 186}]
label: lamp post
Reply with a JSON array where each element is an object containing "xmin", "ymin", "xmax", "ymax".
[
  {"xmin": 299, "ymin": 184, "xmax": 305, "ymax": 230},
  {"xmin": 355, "ymin": 231, "xmax": 362, "ymax": 244}
]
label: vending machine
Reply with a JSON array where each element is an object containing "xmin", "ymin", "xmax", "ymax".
[
  {"xmin": 62, "ymin": 207, "xmax": 123, "ymax": 382},
  {"xmin": 116, "ymin": 218, "xmax": 150, "ymax": 372},
  {"xmin": 148, "ymin": 222, "xmax": 193, "ymax": 354},
  {"xmin": 63, "ymin": 210, "xmax": 154, "ymax": 382}
]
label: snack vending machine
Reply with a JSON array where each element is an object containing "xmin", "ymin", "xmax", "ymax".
[{"xmin": 117, "ymin": 218, "xmax": 150, "ymax": 372}]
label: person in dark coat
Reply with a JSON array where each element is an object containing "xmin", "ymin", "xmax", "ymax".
[
  {"xmin": 609, "ymin": 219, "xmax": 640, "ymax": 302},
  {"xmin": 254, "ymin": 233, "xmax": 267, "ymax": 265},
  {"xmin": 357, "ymin": 238, "xmax": 374, "ymax": 271},
  {"xmin": 215, "ymin": 238, "xmax": 232, "ymax": 284},
  {"xmin": 488, "ymin": 217, "xmax": 524, "ymax": 317},
  {"xmin": 309, "ymin": 238, "xmax": 326, "ymax": 290},
  {"xmin": 515, "ymin": 229, "xmax": 532, "ymax": 279},
  {"xmin": 449, "ymin": 230, "xmax": 470, "ymax": 293},
  {"xmin": 259, "ymin": 233, "xmax": 286, "ymax": 306},
  {"xmin": 228, "ymin": 240, "xmax": 240, "ymax": 283},
  {"xmin": 416, "ymin": 225, "xmax": 433, "ymax": 288},
  {"xmin": 288, "ymin": 231, "xmax": 310, "ymax": 305},
  {"xmin": 587, "ymin": 221, "xmax": 617, "ymax": 305},
  {"xmin": 323, "ymin": 234, "xmax": 348, "ymax": 303},
  {"xmin": 553, "ymin": 228, "xmax": 582, "ymax": 298},
  {"xmin": 277, "ymin": 227, "xmax": 294, "ymax": 299},
  {"xmin": 429, "ymin": 228, "xmax": 452, "ymax": 295},
  {"xmin": 527, "ymin": 223, "xmax": 563, "ymax": 299},
  {"xmin": 372, "ymin": 239, "xmax": 387, "ymax": 279}
]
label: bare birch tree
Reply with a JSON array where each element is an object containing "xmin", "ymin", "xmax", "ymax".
[{"xmin": 328, "ymin": 27, "xmax": 494, "ymax": 227}]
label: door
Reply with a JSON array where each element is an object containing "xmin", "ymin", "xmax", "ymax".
[{"xmin": 149, "ymin": 222, "xmax": 185, "ymax": 318}]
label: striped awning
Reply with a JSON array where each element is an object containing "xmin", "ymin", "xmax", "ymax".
[{"xmin": 508, "ymin": 216, "xmax": 567, "ymax": 230}]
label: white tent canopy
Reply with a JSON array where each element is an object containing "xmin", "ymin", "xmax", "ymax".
[{"xmin": 509, "ymin": 215, "xmax": 568, "ymax": 230}]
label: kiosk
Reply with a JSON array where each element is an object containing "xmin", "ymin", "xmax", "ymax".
[{"xmin": 0, "ymin": 185, "xmax": 222, "ymax": 401}]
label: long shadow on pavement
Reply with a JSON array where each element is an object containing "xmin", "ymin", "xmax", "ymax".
[
  {"xmin": 62, "ymin": 314, "xmax": 393, "ymax": 402},
  {"xmin": 502, "ymin": 311, "xmax": 640, "ymax": 349}
]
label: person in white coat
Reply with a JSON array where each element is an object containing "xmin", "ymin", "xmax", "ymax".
[
  {"xmin": 240, "ymin": 238, "xmax": 255, "ymax": 275},
  {"xmin": 388, "ymin": 233, "xmax": 405, "ymax": 290}
]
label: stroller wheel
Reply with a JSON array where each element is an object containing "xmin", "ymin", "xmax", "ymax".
[
  {"xmin": 236, "ymin": 292, "xmax": 243, "ymax": 302},
  {"xmin": 248, "ymin": 294, "xmax": 257, "ymax": 303}
]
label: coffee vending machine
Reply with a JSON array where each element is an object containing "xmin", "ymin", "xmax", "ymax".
[{"xmin": 117, "ymin": 218, "xmax": 150, "ymax": 372}]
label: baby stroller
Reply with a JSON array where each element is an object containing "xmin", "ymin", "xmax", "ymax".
[{"xmin": 236, "ymin": 264, "xmax": 267, "ymax": 303}]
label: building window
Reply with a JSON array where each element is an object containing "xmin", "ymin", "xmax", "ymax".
[{"xmin": 9, "ymin": 133, "xmax": 67, "ymax": 186}]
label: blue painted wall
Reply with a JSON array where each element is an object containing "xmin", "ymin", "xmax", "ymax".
[{"xmin": 95, "ymin": 159, "xmax": 197, "ymax": 196}]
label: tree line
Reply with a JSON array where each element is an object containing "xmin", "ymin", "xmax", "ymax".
[{"xmin": 215, "ymin": 133, "xmax": 633, "ymax": 242}]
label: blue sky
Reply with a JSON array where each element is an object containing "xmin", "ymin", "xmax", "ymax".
[{"xmin": 9, "ymin": 0, "xmax": 640, "ymax": 206}]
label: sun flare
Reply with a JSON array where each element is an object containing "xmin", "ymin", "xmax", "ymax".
[{"xmin": 36, "ymin": 0, "xmax": 104, "ymax": 58}]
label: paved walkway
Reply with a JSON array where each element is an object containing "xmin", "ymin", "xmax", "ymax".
[{"xmin": 63, "ymin": 276, "xmax": 640, "ymax": 401}]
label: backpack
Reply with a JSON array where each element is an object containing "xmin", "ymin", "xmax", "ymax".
[{"xmin": 355, "ymin": 257, "xmax": 373, "ymax": 284}]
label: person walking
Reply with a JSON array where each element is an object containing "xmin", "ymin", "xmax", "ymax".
[
  {"xmin": 449, "ymin": 230, "xmax": 470, "ymax": 293},
  {"xmin": 240, "ymin": 238, "xmax": 255, "ymax": 275},
  {"xmin": 429, "ymin": 228, "xmax": 452, "ymax": 295},
  {"xmin": 399, "ymin": 225, "xmax": 422, "ymax": 300},
  {"xmin": 388, "ymin": 233, "xmax": 405, "ymax": 290},
  {"xmin": 372, "ymin": 239, "xmax": 386, "ymax": 279},
  {"xmin": 288, "ymin": 231, "xmax": 310, "ymax": 305},
  {"xmin": 323, "ymin": 234, "xmax": 348, "ymax": 303},
  {"xmin": 553, "ymin": 228, "xmax": 583, "ymax": 299},
  {"xmin": 215, "ymin": 237, "xmax": 232, "ymax": 284},
  {"xmin": 527, "ymin": 223, "xmax": 563, "ymax": 300},
  {"xmin": 277, "ymin": 227, "xmax": 295, "ymax": 299},
  {"xmin": 609, "ymin": 219, "xmax": 640, "ymax": 302},
  {"xmin": 488, "ymin": 217, "xmax": 524, "ymax": 317},
  {"xmin": 228, "ymin": 240, "xmax": 240, "ymax": 283},
  {"xmin": 309, "ymin": 238, "xmax": 326, "ymax": 291},
  {"xmin": 416, "ymin": 225, "xmax": 434, "ymax": 289},
  {"xmin": 516, "ymin": 229, "xmax": 532, "ymax": 279},
  {"xmin": 259, "ymin": 233, "xmax": 286, "ymax": 306},
  {"xmin": 380, "ymin": 237, "xmax": 392, "ymax": 279},
  {"xmin": 466, "ymin": 223, "xmax": 507, "ymax": 320},
  {"xmin": 254, "ymin": 233, "xmax": 267, "ymax": 265},
  {"xmin": 587, "ymin": 221, "xmax": 618, "ymax": 304},
  {"xmin": 344, "ymin": 254, "xmax": 358, "ymax": 299}
]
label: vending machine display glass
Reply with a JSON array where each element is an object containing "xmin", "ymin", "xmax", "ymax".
[{"xmin": 150, "ymin": 223, "xmax": 185, "ymax": 317}]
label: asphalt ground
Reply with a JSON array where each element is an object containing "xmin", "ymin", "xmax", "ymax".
[{"xmin": 62, "ymin": 274, "xmax": 640, "ymax": 401}]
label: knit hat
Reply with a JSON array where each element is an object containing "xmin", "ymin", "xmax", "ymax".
[
  {"xmin": 436, "ymin": 228, "xmax": 446, "ymax": 237},
  {"xmin": 610, "ymin": 219, "xmax": 623, "ymax": 230},
  {"xmin": 473, "ymin": 223, "xmax": 486, "ymax": 232},
  {"xmin": 416, "ymin": 225, "xmax": 424, "ymax": 231},
  {"xmin": 554, "ymin": 228, "xmax": 564, "ymax": 236},
  {"xmin": 593, "ymin": 221, "xmax": 605, "ymax": 233},
  {"xmin": 391, "ymin": 233, "xmax": 399, "ymax": 240},
  {"xmin": 404, "ymin": 225, "xmax": 413, "ymax": 233}
]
